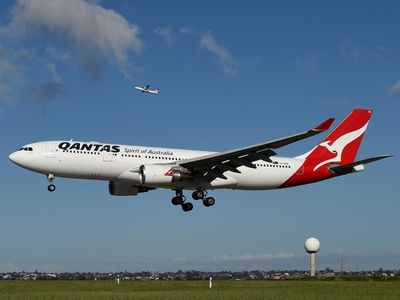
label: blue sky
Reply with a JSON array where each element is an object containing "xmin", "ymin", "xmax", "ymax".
[{"xmin": 0, "ymin": 0, "xmax": 399, "ymax": 272}]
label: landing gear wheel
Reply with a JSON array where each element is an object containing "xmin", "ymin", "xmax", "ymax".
[
  {"xmin": 192, "ymin": 190, "xmax": 203, "ymax": 200},
  {"xmin": 203, "ymin": 197, "xmax": 215, "ymax": 207},
  {"xmin": 171, "ymin": 196, "xmax": 184, "ymax": 206},
  {"xmin": 192, "ymin": 188, "xmax": 207, "ymax": 200},
  {"xmin": 47, "ymin": 184, "xmax": 56, "ymax": 192},
  {"xmin": 182, "ymin": 202, "xmax": 193, "ymax": 212},
  {"xmin": 47, "ymin": 174, "xmax": 55, "ymax": 192}
]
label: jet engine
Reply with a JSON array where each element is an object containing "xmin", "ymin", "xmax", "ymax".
[{"xmin": 140, "ymin": 165, "xmax": 192, "ymax": 185}]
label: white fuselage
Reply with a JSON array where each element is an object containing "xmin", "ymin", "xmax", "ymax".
[
  {"xmin": 134, "ymin": 87, "xmax": 159, "ymax": 94},
  {"xmin": 9, "ymin": 141, "xmax": 304, "ymax": 191}
]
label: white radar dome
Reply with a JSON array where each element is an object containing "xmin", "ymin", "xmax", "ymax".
[{"xmin": 304, "ymin": 237, "xmax": 320, "ymax": 253}]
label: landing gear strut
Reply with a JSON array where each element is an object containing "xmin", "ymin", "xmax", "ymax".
[
  {"xmin": 47, "ymin": 174, "xmax": 56, "ymax": 192},
  {"xmin": 171, "ymin": 189, "xmax": 193, "ymax": 212},
  {"xmin": 192, "ymin": 188, "xmax": 215, "ymax": 207}
]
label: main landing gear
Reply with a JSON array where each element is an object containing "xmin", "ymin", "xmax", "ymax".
[
  {"xmin": 191, "ymin": 188, "xmax": 215, "ymax": 207},
  {"xmin": 171, "ymin": 190, "xmax": 193, "ymax": 212},
  {"xmin": 171, "ymin": 188, "xmax": 215, "ymax": 212},
  {"xmin": 47, "ymin": 174, "xmax": 56, "ymax": 192}
]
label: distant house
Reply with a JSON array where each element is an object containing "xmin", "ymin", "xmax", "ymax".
[{"xmin": 272, "ymin": 273, "xmax": 282, "ymax": 280}]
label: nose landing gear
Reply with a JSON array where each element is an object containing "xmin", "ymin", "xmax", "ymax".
[{"xmin": 47, "ymin": 174, "xmax": 56, "ymax": 192}]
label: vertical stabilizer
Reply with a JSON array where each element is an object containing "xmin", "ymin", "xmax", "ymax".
[
  {"xmin": 298, "ymin": 109, "xmax": 372, "ymax": 171},
  {"xmin": 281, "ymin": 109, "xmax": 373, "ymax": 188}
]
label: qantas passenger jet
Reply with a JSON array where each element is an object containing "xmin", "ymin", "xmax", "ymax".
[{"xmin": 9, "ymin": 108, "xmax": 391, "ymax": 212}]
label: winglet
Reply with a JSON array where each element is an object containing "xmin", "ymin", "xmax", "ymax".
[{"xmin": 314, "ymin": 118, "xmax": 335, "ymax": 131}]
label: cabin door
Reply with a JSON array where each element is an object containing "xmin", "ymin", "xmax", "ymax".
[{"xmin": 46, "ymin": 144, "xmax": 56, "ymax": 158}]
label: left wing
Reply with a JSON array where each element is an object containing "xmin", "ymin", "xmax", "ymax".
[{"xmin": 179, "ymin": 117, "xmax": 335, "ymax": 181}]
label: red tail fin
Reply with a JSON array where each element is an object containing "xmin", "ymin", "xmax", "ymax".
[
  {"xmin": 299, "ymin": 109, "xmax": 372, "ymax": 170},
  {"xmin": 281, "ymin": 108, "xmax": 373, "ymax": 188}
]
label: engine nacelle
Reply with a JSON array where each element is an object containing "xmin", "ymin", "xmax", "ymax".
[
  {"xmin": 117, "ymin": 168, "xmax": 143, "ymax": 184},
  {"xmin": 108, "ymin": 181, "xmax": 141, "ymax": 196},
  {"xmin": 140, "ymin": 165, "xmax": 192, "ymax": 185}
]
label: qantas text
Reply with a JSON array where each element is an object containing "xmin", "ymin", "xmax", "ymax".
[{"xmin": 58, "ymin": 142, "xmax": 120, "ymax": 153}]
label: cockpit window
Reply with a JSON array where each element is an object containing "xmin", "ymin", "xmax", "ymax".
[{"xmin": 20, "ymin": 147, "xmax": 34, "ymax": 152}]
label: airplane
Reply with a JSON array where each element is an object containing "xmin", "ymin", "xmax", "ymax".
[
  {"xmin": 9, "ymin": 108, "xmax": 392, "ymax": 212},
  {"xmin": 134, "ymin": 84, "xmax": 159, "ymax": 94}
]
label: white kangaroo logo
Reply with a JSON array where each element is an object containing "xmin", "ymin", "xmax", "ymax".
[{"xmin": 313, "ymin": 122, "xmax": 369, "ymax": 171}]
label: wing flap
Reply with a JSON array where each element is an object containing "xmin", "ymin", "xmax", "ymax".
[
  {"xmin": 206, "ymin": 169, "xmax": 228, "ymax": 180},
  {"xmin": 214, "ymin": 163, "xmax": 241, "ymax": 174}
]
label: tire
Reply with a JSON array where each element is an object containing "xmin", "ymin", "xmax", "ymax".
[
  {"xmin": 182, "ymin": 202, "xmax": 193, "ymax": 212},
  {"xmin": 171, "ymin": 196, "xmax": 184, "ymax": 206},
  {"xmin": 203, "ymin": 197, "xmax": 215, "ymax": 207},
  {"xmin": 192, "ymin": 191, "xmax": 202, "ymax": 200}
]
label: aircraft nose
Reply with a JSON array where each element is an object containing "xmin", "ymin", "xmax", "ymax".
[
  {"xmin": 9, "ymin": 152, "xmax": 16, "ymax": 162},
  {"xmin": 9, "ymin": 151, "xmax": 21, "ymax": 165}
]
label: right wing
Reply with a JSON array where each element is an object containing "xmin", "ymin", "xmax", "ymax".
[{"xmin": 179, "ymin": 117, "xmax": 335, "ymax": 181}]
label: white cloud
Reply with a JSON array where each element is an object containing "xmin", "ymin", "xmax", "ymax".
[
  {"xmin": 339, "ymin": 40, "xmax": 362, "ymax": 62},
  {"xmin": 390, "ymin": 80, "xmax": 400, "ymax": 95},
  {"xmin": 47, "ymin": 63, "xmax": 62, "ymax": 83},
  {"xmin": 31, "ymin": 63, "xmax": 66, "ymax": 107},
  {"xmin": 377, "ymin": 45, "xmax": 395, "ymax": 54},
  {"xmin": 179, "ymin": 27, "xmax": 196, "ymax": 35},
  {"xmin": 155, "ymin": 27, "xmax": 174, "ymax": 46},
  {"xmin": 212, "ymin": 252, "xmax": 296, "ymax": 262},
  {"xmin": 339, "ymin": 40, "xmax": 396, "ymax": 64},
  {"xmin": 0, "ymin": 261, "xmax": 65, "ymax": 272},
  {"xmin": 46, "ymin": 45, "xmax": 70, "ymax": 61},
  {"xmin": 0, "ymin": 0, "xmax": 143, "ymax": 109},
  {"xmin": 0, "ymin": 261, "xmax": 18, "ymax": 272},
  {"xmin": 5, "ymin": 0, "xmax": 142, "ymax": 68},
  {"xmin": 200, "ymin": 33, "xmax": 238, "ymax": 75},
  {"xmin": 172, "ymin": 257, "xmax": 187, "ymax": 262},
  {"xmin": 0, "ymin": 45, "xmax": 26, "ymax": 104}
]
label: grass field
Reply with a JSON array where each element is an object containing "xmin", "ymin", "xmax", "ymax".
[{"xmin": 1, "ymin": 280, "xmax": 400, "ymax": 300}]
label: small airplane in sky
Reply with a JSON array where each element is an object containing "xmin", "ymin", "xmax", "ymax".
[
  {"xmin": 9, "ymin": 109, "xmax": 392, "ymax": 212},
  {"xmin": 134, "ymin": 84, "xmax": 159, "ymax": 95}
]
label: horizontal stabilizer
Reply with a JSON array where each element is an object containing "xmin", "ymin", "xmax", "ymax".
[{"xmin": 329, "ymin": 155, "xmax": 394, "ymax": 174}]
